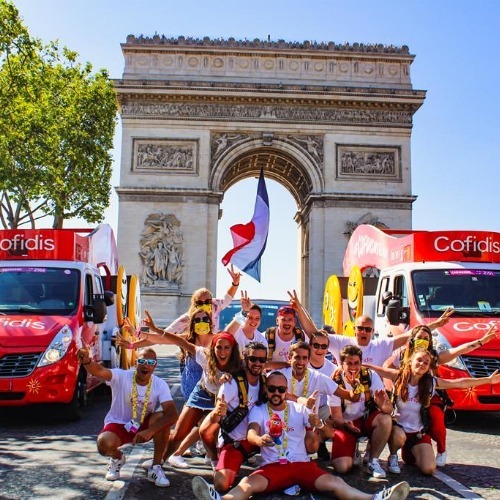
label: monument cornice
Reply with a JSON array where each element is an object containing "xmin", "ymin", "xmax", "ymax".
[
  {"xmin": 116, "ymin": 186, "xmax": 224, "ymax": 204},
  {"xmin": 305, "ymin": 192, "xmax": 418, "ymax": 206}
]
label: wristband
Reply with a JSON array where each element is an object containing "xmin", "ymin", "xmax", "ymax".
[
  {"xmin": 241, "ymin": 309, "xmax": 248, "ymax": 317},
  {"xmin": 232, "ymin": 282, "xmax": 239, "ymax": 287},
  {"xmin": 129, "ymin": 341, "xmax": 134, "ymax": 349},
  {"xmin": 478, "ymin": 340, "xmax": 483, "ymax": 346},
  {"xmin": 82, "ymin": 360, "xmax": 91, "ymax": 366},
  {"xmin": 315, "ymin": 420, "xmax": 325, "ymax": 430}
]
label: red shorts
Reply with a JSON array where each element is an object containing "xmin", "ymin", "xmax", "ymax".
[
  {"xmin": 216, "ymin": 439, "xmax": 259, "ymax": 473},
  {"xmin": 251, "ymin": 461, "xmax": 328, "ymax": 493},
  {"xmin": 401, "ymin": 431, "xmax": 432, "ymax": 465},
  {"xmin": 100, "ymin": 415, "xmax": 152, "ymax": 445},
  {"xmin": 331, "ymin": 411, "xmax": 380, "ymax": 460}
]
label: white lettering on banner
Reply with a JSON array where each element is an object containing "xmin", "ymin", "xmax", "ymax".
[
  {"xmin": 0, "ymin": 234, "xmax": 55, "ymax": 252},
  {"xmin": 0, "ymin": 317, "xmax": 45, "ymax": 329},
  {"xmin": 454, "ymin": 321, "xmax": 497, "ymax": 332},
  {"xmin": 352, "ymin": 235, "xmax": 388, "ymax": 261},
  {"xmin": 434, "ymin": 236, "xmax": 500, "ymax": 254}
]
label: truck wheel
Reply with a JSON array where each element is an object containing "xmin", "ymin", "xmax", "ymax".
[{"xmin": 61, "ymin": 372, "xmax": 86, "ymax": 421}]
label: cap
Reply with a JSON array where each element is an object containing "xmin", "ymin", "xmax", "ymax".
[{"xmin": 277, "ymin": 306, "xmax": 295, "ymax": 316}]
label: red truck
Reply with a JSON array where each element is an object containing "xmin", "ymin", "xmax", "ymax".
[{"xmin": 0, "ymin": 225, "xmax": 139, "ymax": 419}]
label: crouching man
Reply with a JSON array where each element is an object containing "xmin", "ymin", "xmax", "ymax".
[{"xmin": 77, "ymin": 343, "xmax": 178, "ymax": 487}]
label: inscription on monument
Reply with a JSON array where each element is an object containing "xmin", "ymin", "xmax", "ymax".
[
  {"xmin": 132, "ymin": 138, "xmax": 198, "ymax": 174},
  {"xmin": 337, "ymin": 145, "xmax": 400, "ymax": 180}
]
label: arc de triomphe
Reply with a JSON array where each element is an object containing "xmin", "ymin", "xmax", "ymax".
[{"xmin": 114, "ymin": 36, "xmax": 425, "ymax": 324}]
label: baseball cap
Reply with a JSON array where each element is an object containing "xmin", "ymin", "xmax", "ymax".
[{"xmin": 277, "ymin": 306, "xmax": 295, "ymax": 316}]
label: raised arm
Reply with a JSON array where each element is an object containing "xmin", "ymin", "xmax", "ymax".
[
  {"xmin": 363, "ymin": 363, "xmax": 399, "ymax": 382},
  {"xmin": 77, "ymin": 342, "xmax": 112, "ymax": 381},
  {"xmin": 226, "ymin": 264, "xmax": 241, "ymax": 298},
  {"xmin": 438, "ymin": 324, "xmax": 498, "ymax": 365},
  {"xmin": 436, "ymin": 369, "xmax": 500, "ymax": 390},
  {"xmin": 427, "ymin": 307, "xmax": 454, "ymax": 331},
  {"xmin": 287, "ymin": 289, "xmax": 318, "ymax": 337}
]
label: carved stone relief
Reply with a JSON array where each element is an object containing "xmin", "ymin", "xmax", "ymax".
[
  {"xmin": 337, "ymin": 145, "xmax": 400, "ymax": 180},
  {"xmin": 139, "ymin": 213, "xmax": 184, "ymax": 288},
  {"xmin": 211, "ymin": 133, "xmax": 247, "ymax": 160},
  {"xmin": 121, "ymin": 102, "xmax": 412, "ymax": 127},
  {"xmin": 287, "ymin": 135, "xmax": 324, "ymax": 166},
  {"xmin": 132, "ymin": 138, "xmax": 198, "ymax": 174},
  {"xmin": 344, "ymin": 212, "xmax": 389, "ymax": 239}
]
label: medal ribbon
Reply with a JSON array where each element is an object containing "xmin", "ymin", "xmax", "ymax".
[
  {"xmin": 292, "ymin": 368, "xmax": 309, "ymax": 397},
  {"xmin": 132, "ymin": 371, "xmax": 153, "ymax": 424}
]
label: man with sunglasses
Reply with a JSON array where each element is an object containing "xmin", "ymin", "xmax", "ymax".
[
  {"xmin": 192, "ymin": 371, "xmax": 410, "ymax": 500},
  {"xmin": 77, "ymin": 345, "xmax": 178, "ymax": 487},
  {"xmin": 199, "ymin": 342, "xmax": 267, "ymax": 493}
]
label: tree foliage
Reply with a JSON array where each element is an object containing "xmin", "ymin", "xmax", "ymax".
[{"xmin": 0, "ymin": 0, "xmax": 117, "ymax": 228}]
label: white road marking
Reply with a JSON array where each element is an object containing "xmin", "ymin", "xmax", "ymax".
[{"xmin": 434, "ymin": 470, "xmax": 483, "ymax": 499}]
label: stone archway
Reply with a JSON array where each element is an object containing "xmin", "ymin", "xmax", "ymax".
[{"xmin": 114, "ymin": 36, "xmax": 425, "ymax": 325}]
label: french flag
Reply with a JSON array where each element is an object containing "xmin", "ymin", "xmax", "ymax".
[{"xmin": 221, "ymin": 169, "xmax": 269, "ymax": 282}]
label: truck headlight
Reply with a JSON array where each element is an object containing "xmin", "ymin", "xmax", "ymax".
[
  {"xmin": 433, "ymin": 331, "xmax": 468, "ymax": 372},
  {"xmin": 37, "ymin": 325, "xmax": 73, "ymax": 367}
]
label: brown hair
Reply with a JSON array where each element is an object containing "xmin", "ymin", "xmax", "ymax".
[
  {"xmin": 206, "ymin": 331, "xmax": 242, "ymax": 384},
  {"xmin": 394, "ymin": 348, "xmax": 434, "ymax": 407},
  {"xmin": 289, "ymin": 340, "xmax": 311, "ymax": 357}
]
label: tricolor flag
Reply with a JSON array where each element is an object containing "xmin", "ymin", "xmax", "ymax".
[{"xmin": 221, "ymin": 169, "xmax": 270, "ymax": 282}]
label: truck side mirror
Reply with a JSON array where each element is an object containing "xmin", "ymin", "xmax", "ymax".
[
  {"xmin": 386, "ymin": 298, "xmax": 402, "ymax": 325},
  {"xmin": 104, "ymin": 290, "xmax": 115, "ymax": 307},
  {"xmin": 84, "ymin": 296, "xmax": 107, "ymax": 324}
]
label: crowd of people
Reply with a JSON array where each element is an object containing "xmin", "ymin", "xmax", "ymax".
[{"xmin": 76, "ymin": 266, "xmax": 500, "ymax": 499}]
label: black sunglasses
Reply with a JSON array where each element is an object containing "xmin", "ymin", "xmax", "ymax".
[
  {"xmin": 355, "ymin": 326, "xmax": 373, "ymax": 333},
  {"xmin": 246, "ymin": 355, "xmax": 267, "ymax": 364},
  {"xmin": 311, "ymin": 342, "xmax": 328, "ymax": 350},
  {"xmin": 267, "ymin": 385, "xmax": 287, "ymax": 394},
  {"xmin": 193, "ymin": 316, "xmax": 210, "ymax": 324},
  {"xmin": 195, "ymin": 299, "xmax": 212, "ymax": 306},
  {"xmin": 137, "ymin": 358, "xmax": 157, "ymax": 366}
]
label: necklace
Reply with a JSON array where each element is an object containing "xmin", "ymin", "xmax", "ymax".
[
  {"xmin": 292, "ymin": 368, "xmax": 309, "ymax": 397},
  {"xmin": 131, "ymin": 372, "xmax": 153, "ymax": 424}
]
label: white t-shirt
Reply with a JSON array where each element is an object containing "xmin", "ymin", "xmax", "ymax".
[
  {"xmin": 195, "ymin": 345, "xmax": 225, "ymax": 395},
  {"xmin": 279, "ymin": 366, "xmax": 338, "ymax": 413},
  {"xmin": 217, "ymin": 376, "xmax": 261, "ymax": 443},
  {"xmin": 104, "ymin": 369, "xmax": 172, "ymax": 426},
  {"xmin": 309, "ymin": 358, "xmax": 336, "ymax": 408},
  {"xmin": 394, "ymin": 383, "xmax": 424, "ymax": 433},
  {"xmin": 327, "ymin": 334, "xmax": 395, "ymax": 367},
  {"xmin": 233, "ymin": 327, "xmax": 268, "ymax": 356},
  {"xmin": 327, "ymin": 369, "xmax": 385, "ymax": 421},
  {"xmin": 248, "ymin": 401, "xmax": 311, "ymax": 465},
  {"xmin": 166, "ymin": 293, "xmax": 232, "ymax": 334},
  {"xmin": 266, "ymin": 328, "xmax": 304, "ymax": 362}
]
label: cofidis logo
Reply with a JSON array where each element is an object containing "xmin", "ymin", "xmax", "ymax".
[
  {"xmin": 0, "ymin": 234, "xmax": 55, "ymax": 255},
  {"xmin": 433, "ymin": 235, "xmax": 500, "ymax": 255},
  {"xmin": 0, "ymin": 317, "xmax": 45, "ymax": 329}
]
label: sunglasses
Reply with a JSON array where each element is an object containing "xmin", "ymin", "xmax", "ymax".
[
  {"xmin": 355, "ymin": 326, "xmax": 373, "ymax": 333},
  {"xmin": 193, "ymin": 316, "xmax": 210, "ymax": 324},
  {"xmin": 195, "ymin": 299, "xmax": 212, "ymax": 306},
  {"xmin": 246, "ymin": 355, "xmax": 267, "ymax": 364},
  {"xmin": 137, "ymin": 358, "xmax": 157, "ymax": 366},
  {"xmin": 311, "ymin": 343, "xmax": 328, "ymax": 350},
  {"xmin": 278, "ymin": 307, "xmax": 295, "ymax": 316},
  {"xmin": 267, "ymin": 385, "xmax": 287, "ymax": 394}
]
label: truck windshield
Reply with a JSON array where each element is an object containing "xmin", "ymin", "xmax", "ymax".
[
  {"xmin": 0, "ymin": 267, "xmax": 79, "ymax": 315},
  {"xmin": 413, "ymin": 269, "xmax": 500, "ymax": 315}
]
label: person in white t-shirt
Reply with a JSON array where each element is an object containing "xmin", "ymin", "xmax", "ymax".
[
  {"xmin": 328, "ymin": 345, "xmax": 394, "ymax": 479},
  {"xmin": 77, "ymin": 344, "xmax": 177, "ymax": 487},
  {"xmin": 199, "ymin": 341, "xmax": 267, "ymax": 492},
  {"xmin": 265, "ymin": 305, "xmax": 305, "ymax": 362},
  {"xmin": 225, "ymin": 297, "xmax": 268, "ymax": 356},
  {"xmin": 369, "ymin": 348, "xmax": 500, "ymax": 476},
  {"xmin": 192, "ymin": 371, "xmax": 410, "ymax": 500}
]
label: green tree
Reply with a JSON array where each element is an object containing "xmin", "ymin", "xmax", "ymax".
[{"xmin": 0, "ymin": 0, "xmax": 117, "ymax": 229}]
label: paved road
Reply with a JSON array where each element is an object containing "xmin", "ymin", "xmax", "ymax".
[{"xmin": 0, "ymin": 346, "xmax": 499, "ymax": 500}]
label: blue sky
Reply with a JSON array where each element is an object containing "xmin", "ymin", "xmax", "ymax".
[{"xmin": 12, "ymin": 0, "xmax": 500, "ymax": 301}]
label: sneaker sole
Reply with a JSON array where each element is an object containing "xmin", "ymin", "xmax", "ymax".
[
  {"xmin": 387, "ymin": 481, "xmax": 410, "ymax": 500},
  {"xmin": 147, "ymin": 475, "xmax": 170, "ymax": 488},
  {"xmin": 192, "ymin": 476, "xmax": 215, "ymax": 500}
]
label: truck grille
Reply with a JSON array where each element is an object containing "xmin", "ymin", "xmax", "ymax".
[
  {"xmin": 0, "ymin": 353, "xmax": 42, "ymax": 377},
  {"xmin": 462, "ymin": 355, "xmax": 500, "ymax": 378}
]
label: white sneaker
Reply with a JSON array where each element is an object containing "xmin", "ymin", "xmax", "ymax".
[
  {"xmin": 388, "ymin": 454, "xmax": 401, "ymax": 474},
  {"xmin": 141, "ymin": 458, "xmax": 153, "ymax": 470},
  {"xmin": 147, "ymin": 464, "xmax": 170, "ymax": 487},
  {"xmin": 436, "ymin": 451, "xmax": 447, "ymax": 467},
  {"xmin": 105, "ymin": 453, "xmax": 126, "ymax": 481},
  {"xmin": 372, "ymin": 481, "xmax": 410, "ymax": 500},
  {"xmin": 192, "ymin": 476, "xmax": 222, "ymax": 500},
  {"xmin": 167, "ymin": 454, "xmax": 190, "ymax": 469},
  {"xmin": 283, "ymin": 484, "xmax": 301, "ymax": 496},
  {"xmin": 367, "ymin": 457, "xmax": 386, "ymax": 479}
]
